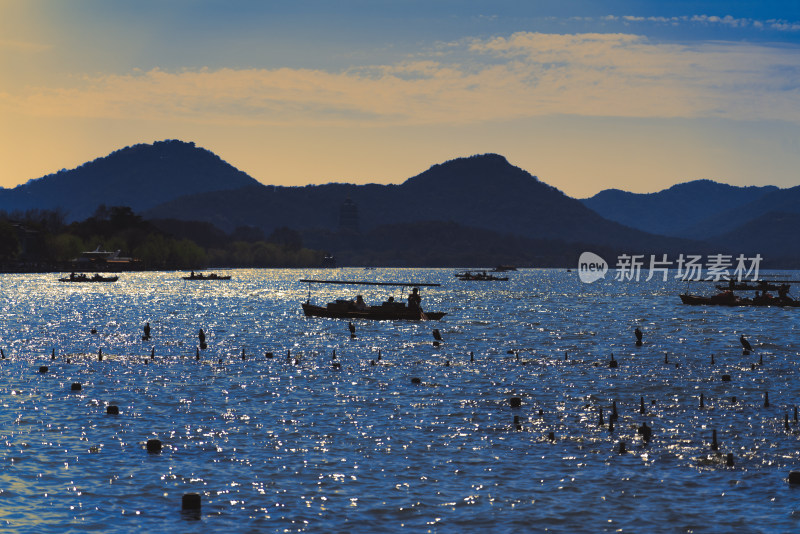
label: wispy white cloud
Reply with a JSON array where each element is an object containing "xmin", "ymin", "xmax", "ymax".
[
  {"xmin": 3, "ymin": 32, "xmax": 800, "ymax": 127},
  {"xmin": 598, "ymin": 14, "xmax": 800, "ymax": 32}
]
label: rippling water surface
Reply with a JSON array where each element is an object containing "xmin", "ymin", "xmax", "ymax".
[{"xmin": 1, "ymin": 268, "xmax": 800, "ymax": 533}]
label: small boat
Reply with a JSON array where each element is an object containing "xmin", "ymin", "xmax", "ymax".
[
  {"xmin": 59, "ymin": 273, "xmax": 118, "ymax": 283},
  {"xmin": 183, "ymin": 272, "xmax": 231, "ymax": 280},
  {"xmin": 455, "ymin": 271, "xmax": 508, "ymax": 281},
  {"xmin": 299, "ymin": 279, "xmax": 446, "ymax": 321}
]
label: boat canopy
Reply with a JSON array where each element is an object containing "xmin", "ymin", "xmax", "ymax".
[{"xmin": 299, "ymin": 279, "xmax": 440, "ymax": 287}]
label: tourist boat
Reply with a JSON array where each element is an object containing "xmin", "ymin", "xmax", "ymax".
[
  {"xmin": 455, "ymin": 271, "xmax": 508, "ymax": 281},
  {"xmin": 680, "ymin": 280, "xmax": 800, "ymax": 307},
  {"xmin": 72, "ymin": 246, "xmax": 138, "ymax": 268},
  {"xmin": 59, "ymin": 273, "xmax": 119, "ymax": 283},
  {"xmin": 491, "ymin": 265, "xmax": 517, "ymax": 272},
  {"xmin": 183, "ymin": 272, "xmax": 232, "ymax": 280},
  {"xmin": 299, "ymin": 279, "xmax": 446, "ymax": 320}
]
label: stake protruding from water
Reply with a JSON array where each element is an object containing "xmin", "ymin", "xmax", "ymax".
[
  {"xmin": 765, "ymin": 391, "xmax": 770, "ymax": 408},
  {"xmin": 146, "ymin": 439, "xmax": 162, "ymax": 454},
  {"xmin": 39, "ymin": 366, "xmax": 48, "ymax": 373},
  {"xmin": 711, "ymin": 429, "xmax": 718, "ymax": 451},
  {"xmin": 182, "ymin": 492, "xmax": 201, "ymax": 511},
  {"xmin": 71, "ymin": 382, "xmax": 81, "ymax": 391},
  {"xmin": 638, "ymin": 422, "xmax": 652, "ymax": 444},
  {"xmin": 107, "ymin": 405, "xmax": 119, "ymax": 415},
  {"xmin": 509, "ymin": 397, "xmax": 522, "ymax": 408}
]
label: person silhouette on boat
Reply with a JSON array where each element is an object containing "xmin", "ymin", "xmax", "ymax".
[
  {"xmin": 355, "ymin": 295, "xmax": 368, "ymax": 310},
  {"xmin": 408, "ymin": 287, "xmax": 421, "ymax": 311}
]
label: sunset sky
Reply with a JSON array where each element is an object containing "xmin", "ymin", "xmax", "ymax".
[{"xmin": 2, "ymin": 0, "xmax": 800, "ymax": 197}]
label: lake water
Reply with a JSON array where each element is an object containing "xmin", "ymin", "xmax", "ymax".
[{"xmin": 1, "ymin": 268, "xmax": 799, "ymax": 533}]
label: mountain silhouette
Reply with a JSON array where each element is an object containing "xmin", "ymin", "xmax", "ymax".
[
  {"xmin": 0, "ymin": 140, "xmax": 259, "ymax": 221},
  {"xmin": 711, "ymin": 211, "xmax": 800, "ymax": 266},
  {"xmin": 581, "ymin": 180, "xmax": 779, "ymax": 238},
  {"xmin": 146, "ymin": 152, "xmax": 695, "ymax": 252},
  {"xmin": 678, "ymin": 184, "xmax": 800, "ymax": 239}
]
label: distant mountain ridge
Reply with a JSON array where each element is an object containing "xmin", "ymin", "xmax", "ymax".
[
  {"xmin": 3, "ymin": 139, "xmax": 798, "ymax": 265},
  {"xmin": 145, "ymin": 152, "xmax": 696, "ymax": 254},
  {"xmin": 581, "ymin": 180, "xmax": 780, "ymax": 238},
  {"xmin": 0, "ymin": 140, "xmax": 259, "ymax": 221}
]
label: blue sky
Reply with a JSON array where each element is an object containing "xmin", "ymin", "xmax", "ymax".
[{"xmin": 2, "ymin": 0, "xmax": 800, "ymax": 197}]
